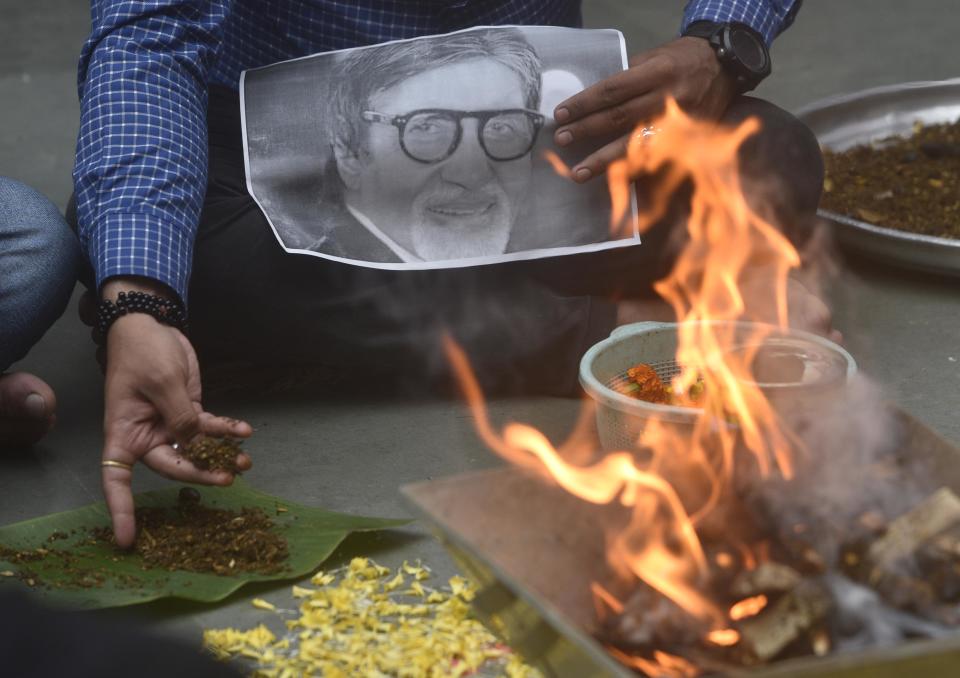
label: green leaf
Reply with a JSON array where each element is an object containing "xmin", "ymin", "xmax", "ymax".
[{"xmin": 0, "ymin": 480, "xmax": 409, "ymax": 610}]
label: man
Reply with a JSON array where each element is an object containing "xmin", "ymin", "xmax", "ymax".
[
  {"xmin": 320, "ymin": 29, "xmax": 544, "ymax": 263},
  {"xmin": 0, "ymin": 177, "xmax": 79, "ymax": 449},
  {"xmin": 74, "ymin": 0, "xmax": 827, "ymax": 546}
]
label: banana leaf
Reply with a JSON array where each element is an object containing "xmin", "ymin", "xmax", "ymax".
[{"xmin": 0, "ymin": 480, "xmax": 409, "ymax": 609}]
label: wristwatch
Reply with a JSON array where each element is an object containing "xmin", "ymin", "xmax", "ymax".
[{"xmin": 682, "ymin": 21, "xmax": 771, "ymax": 93}]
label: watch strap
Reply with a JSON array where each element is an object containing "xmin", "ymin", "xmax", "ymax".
[{"xmin": 682, "ymin": 20, "xmax": 722, "ymax": 40}]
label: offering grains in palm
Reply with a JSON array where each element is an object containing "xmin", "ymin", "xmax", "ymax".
[{"xmin": 178, "ymin": 436, "xmax": 244, "ymax": 474}]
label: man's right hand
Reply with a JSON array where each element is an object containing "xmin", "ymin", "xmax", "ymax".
[{"xmin": 99, "ymin": 279, "xmax": 252, "ymax": 548}]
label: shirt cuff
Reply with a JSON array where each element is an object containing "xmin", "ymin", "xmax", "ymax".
[
  {"xmin": 681, "ymin": 0, "xmax": 800, "ymax": 46},
  {"xmin": 88, "ymin": 213, "xmax": 193, "ymax": 308}
]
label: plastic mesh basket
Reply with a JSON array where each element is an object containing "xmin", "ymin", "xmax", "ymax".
[{"xmin": 579, "ymin": 321, "xmax": 857, "ymax": 452}]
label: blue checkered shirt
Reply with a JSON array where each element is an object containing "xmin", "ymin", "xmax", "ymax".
[{"xmin": 74, "ymin": 0, "xmax": 801, "ymax": 305}]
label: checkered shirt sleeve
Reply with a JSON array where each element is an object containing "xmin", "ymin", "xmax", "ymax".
[
  {"xmin": 681, "ymin": 0, "xmax": 803, "ymax": 45},
  {"xmin": 75, "ymin": 1, "xmax": 232, "ymax": 306},
  {"xmin": 73, "ymin": 0, "xmax": 582, "ymax": 307}
]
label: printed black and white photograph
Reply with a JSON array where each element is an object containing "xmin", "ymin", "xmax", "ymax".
[{"xmin": 241, "ymin": 26, "xmax": 638, "ymax": 269}]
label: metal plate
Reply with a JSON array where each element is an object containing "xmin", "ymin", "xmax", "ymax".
[{"xmin": 796, "ymin": 78, "xmax": 960, "ymax": 277}]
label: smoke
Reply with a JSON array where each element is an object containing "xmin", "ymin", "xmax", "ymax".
[
  {"xmin": 825, "ymin": 573, "xmax": 952, "ymax": 651},
  {"xmin": 749, "ymin": 373, "xmax": 933, "ymax": 566},
  {"xmin": 359, "ymin": 264, "xmax": 603, "ymax": 397}
]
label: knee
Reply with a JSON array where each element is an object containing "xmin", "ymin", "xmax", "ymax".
[
  {"xmin": 0, "ymin": 177, "xmax": 80, "ymax": 283},
  {"xmin": 0, "ymin": 178, "xmax": 80, "ymax": 359}
]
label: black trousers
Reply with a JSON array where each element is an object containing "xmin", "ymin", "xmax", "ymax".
[{"xmin": 75, "ymin": 87, "xmax": 824, "ymax": 397}]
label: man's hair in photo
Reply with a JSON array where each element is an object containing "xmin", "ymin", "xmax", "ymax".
[{"xmin": 330, "ymin": 27, "xmax": 543, "ymax": 157}]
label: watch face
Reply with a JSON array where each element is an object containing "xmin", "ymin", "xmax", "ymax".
[{"xmin": 730, "ymin": 29, "xmax": 767, "ymax": 73}]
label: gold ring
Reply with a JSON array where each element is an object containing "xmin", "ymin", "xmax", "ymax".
[{"xmin": 101, "ymin": 460, "xmax": 133, "ymax": 471}]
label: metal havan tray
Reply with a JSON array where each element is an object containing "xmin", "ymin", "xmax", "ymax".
[
  {"xmin": 796, "ymin": 78, "xmax": 960, "ymax": 277},
  {"xmin": 403, "ymin": 407, "xmax": 960, "ymax": 677}
]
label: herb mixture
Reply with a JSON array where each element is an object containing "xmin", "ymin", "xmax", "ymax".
[
  {"xmin": 1, "ymin": 489, "xmax": 289, "ymax": 590},
  {"xmin": 90, "ymin": 488, "xmax": 289, "ymax": 575},
  {"xmin": 821, "ymin": 119, "xmax": 960, "ymax": 239},
  {"xmin": 178, "ymin": 436, "xmax": 245, "ymax": 474}
]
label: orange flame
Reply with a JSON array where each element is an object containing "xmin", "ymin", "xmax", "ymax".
[
  {"xmin": 608, "ymin": 647, "xmax": 700, "ymax": 678},
  {"xmin": 714, "ymin": 551, "xmax": 734, "ymax": 568},
  {"xmin": 591, "ymin": 581, "xmax": 625, "ymax": 617},
  {"xmin": 445, "ymin": 336, "xmax": 721, "ymax": 624},
  {"xmin": 542, "ymin": 149, "xmax": 573, "ymax": 179},
  {"xmin": 446, "ymin": 98, "xmax": 806, "ymax": 674},
  {"xmin": 730, "ymin": 594, "xmax": 768, "ymax": 620},
  {"xmin": 706, "ymin": 628, "xmax": 740, "ymax": 647}
]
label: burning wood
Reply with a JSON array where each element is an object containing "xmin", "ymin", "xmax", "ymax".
[
  {"xmin": 603, "ymin": 583, "xmax": 710, "ymax": 651},
  {"xmin": 735, "ymin": 579, "xmax": 832, "ymax": 663},
  {"xmin": 865, "ymin": 488, "xmax": 960, "ymax": 580},
  {"xmin": 729, "ymin": 595, "xmax": 767, "ymax": 621},
  {"xmin": 730, "ymin": 562, "xmax": 801, "ymax": 598},
  {"xmin": 918, "ymin": 529, "xmax": 960, "ymax": 606},
  {"xmin": 835, "ymin": 487, "xmax": 960, "ymax": 619}
]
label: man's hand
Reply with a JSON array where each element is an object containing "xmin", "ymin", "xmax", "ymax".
[
  {"xmin": 100, "ymin": 279, "xmax": 252, "ymax": 548},
  {"xmin": 553, "ymin": 37, "xmax": 737, "ymax": 182}
]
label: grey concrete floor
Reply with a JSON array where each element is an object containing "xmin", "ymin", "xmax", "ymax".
[{"xmin": 1, "ymin": 0, "xmax": 959, "ymax": 662}]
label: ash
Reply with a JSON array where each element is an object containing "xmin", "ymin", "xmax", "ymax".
[{"xmin": 825, "ymin": 573, "xmax": 953, "ymax": 652}]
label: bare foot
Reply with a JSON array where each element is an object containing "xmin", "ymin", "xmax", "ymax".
[{"xmin": 0, "ymin": 372, "xmax": 57, "ymax": 449}]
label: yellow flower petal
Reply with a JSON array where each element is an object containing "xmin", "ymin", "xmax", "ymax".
[
  {"xmin": 203, "ymin": 558, "xmax": 541, "ymax": 678},
  {"xmin": 310, "ymin": 571, "xmax": 336, "ymax": 586},
  {"xmin": 383, "ymin": 572, "xmax": 405, "ymax": 591},
  {"xmin": 251, "ymin": 598, "xmax": 277, "ymax": 611}
]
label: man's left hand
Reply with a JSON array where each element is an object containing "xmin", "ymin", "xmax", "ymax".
[{"xmin": 553, "ymin": 36, "xmax": 737, "ymax": 182}]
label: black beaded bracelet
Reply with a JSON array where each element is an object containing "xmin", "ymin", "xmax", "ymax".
[{"xmin": 95, "ymin": 291, "xmax": 188, "ymax": 341}]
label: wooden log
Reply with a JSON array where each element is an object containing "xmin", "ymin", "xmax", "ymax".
[
  {"xmin": 919, "ymin": 530, "xmax": 960, "ymax": 602},
  {"xmin": 731, "ymin": 561, "xmax": 802, "ymax": 598},
  {"xmin": 866, "ymin": 488, "xmax": 960, "ymax": 579},
  {"xmin": 736, "ymin": 579, "xmax": 833, "ymax": 663},
  {"xmin": 854, "ymin": 488, "xmax": 960, "ymax": 612},
  {"xmin": 603, "ymin": 583, "xmax": 707, "ymax": 651}
]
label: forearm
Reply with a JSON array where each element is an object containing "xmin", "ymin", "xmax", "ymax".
[
  {"xmin": 74, "ymin": 0, "xmax": 232, "ymax": 306},
  {"xmin": 681, "ymin": 0, "xmax": 804, "ymax": 45}
]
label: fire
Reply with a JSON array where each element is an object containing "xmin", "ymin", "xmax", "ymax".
[
  {"xmin": 706, "ymin": 628, "xmax": 740, "ymax": 646},
  {"xmin": 542, "ymin": 149, "xmax": 573, "ymax": 179},
  {"xmin": 608, "ymin": 647, "xmax": 699, "ymax": 678},
  {"xmin": 730, "ymin": 594, "xmax": 768, "ymax": 620},
  {"xmin": 446, "ymin": 99, "xmax": 807, "ymax": 674},
  {"xmin": 591, "ymin": 581, "xmax": 624, "ymax": 618},
  {"xmin": 445, "ymin": 337, "xmax": 721, "ymax": 624}
]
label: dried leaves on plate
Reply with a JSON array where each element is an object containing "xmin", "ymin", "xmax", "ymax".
[{"xmin": 822, "ymin": 119, "xmax": 960, "ymax": 239}]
